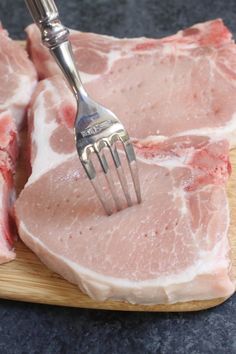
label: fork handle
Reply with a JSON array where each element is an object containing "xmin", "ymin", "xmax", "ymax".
[{"xmin": 25, "ymin": 0, "xmax": 86, "ymax": 100}]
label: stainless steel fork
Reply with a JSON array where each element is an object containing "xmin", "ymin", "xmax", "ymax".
[{"xmin": 25, "ymin": 0, "xmax": 141, "ymax": 214}]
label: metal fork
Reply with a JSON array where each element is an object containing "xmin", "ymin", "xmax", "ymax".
[{"xmin": 25, "ymin": 0, "xmax": 141, "ymax": 214}]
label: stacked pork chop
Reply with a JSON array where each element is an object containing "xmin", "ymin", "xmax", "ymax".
[
  {"xmin": 15, "ymin": 19, "xmax": 236, "ymax": 304},
  {"xmin": 0, "ymin": 27, "xmax": 36, "ymax": 263}
]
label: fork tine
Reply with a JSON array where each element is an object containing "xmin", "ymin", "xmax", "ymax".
[
  {"xmin": 82, "ymin": 158, "xmax": 113, "ymax": 215},
  {"xmin": 108, "ymin": 143, "xmax": 132, "ymax": 207},
  {"xmin": 90, "ymin": 178, "xmax": 113, "ymax": 215},
  {"xmin": 123, "ymin": 140, "xmax": 142, "ymax": 204},
  {"xmin": 96, "ymin": 149, "xmax": 122, "ymax": 211},
  {"xmin": 129, "ymin": 159, "xmax": 142, "ymax": 203}
]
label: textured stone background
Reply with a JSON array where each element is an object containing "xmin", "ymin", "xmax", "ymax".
[
  {"xmin": 0, "ymin": 0, "xmax": 236, "ymax": 353},
  {"xmin": 2, "ymin": 0, "xmax": 236, "ymax": 38}
]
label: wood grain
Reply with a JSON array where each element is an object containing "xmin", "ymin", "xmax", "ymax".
[{"xmin": 0, "ymin": 41, "xmax": 235, "ymax": 312}]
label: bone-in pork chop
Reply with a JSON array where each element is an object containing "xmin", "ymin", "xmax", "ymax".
[
  {"xmin": 0, "ymin": 26, "xmax": 37, "ymax": 128},
  {"xmin": 16, "ymin": 19, "xmax": 236, "ymax": 303},
  {"xmin": 0, "ymin": 112, "xmax": 17, "ymax": 263},
  {"xmin": 0, "ymin": 27, "xmax": 36, "ymax": 264},
  {"xmin": 27, "ymin": 19, "xmax": 236, "ymax": 144}
]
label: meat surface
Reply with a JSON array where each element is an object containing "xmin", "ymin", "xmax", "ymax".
[
  {"xmin": 0, "ymin": 112, "xmax": 17, "ymax": 263},
  {"xmin": 0, "ymin": 27, "xmax": 37, "ymax": 264},
  {"xmin": 27, "ymin": 19, "xmax": 236, "ymax": 144},
  {"xmin": 0, "ymin": 26, "xmax": 37, "ymax": 128},
  {"xmin": 16, "ymin": 19, "xmax": 236, "ymax": 304}
]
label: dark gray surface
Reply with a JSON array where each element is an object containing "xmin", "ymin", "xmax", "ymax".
[
  {"xmin": 0, "ymin": 0, "xmax": 236, "ymax": 353},
  {"xmin": 2, "ymin": 0, "xmax": 236, "ymax": 39},
  {"xmin": 0, "ymin": 297, "xmax": 236, "ymax": 354}
]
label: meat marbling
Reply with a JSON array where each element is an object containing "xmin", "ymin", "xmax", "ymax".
[
  {"xmin": 0, "ymin": 27, "xmax": 37, "ymax": 264},
  {"xmin": 16, "ymin": 19, "xmax": 236, "ymax": 304},
  {"xmin": 0, "ymin": 26, "xmax": 37, "ymax": 128},
  {"xmin": 0, "ymin": 112, "xmax": 17, "ymax": 263}
]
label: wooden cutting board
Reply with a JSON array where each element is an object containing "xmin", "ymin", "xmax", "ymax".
[{"xmin": 0, "ymin": 41, "xmax": 235, "ymax": 312}]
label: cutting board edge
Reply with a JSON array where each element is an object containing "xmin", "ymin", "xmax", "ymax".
[
  {"xmin": 0, "ymin": 241, "xmax": 231, "ymax": 313},
  {"xmin": 0, "ymin": 294, "xmax": 229, "ymax": 312}
]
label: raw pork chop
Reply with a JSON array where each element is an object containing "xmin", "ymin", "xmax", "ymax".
[
  {"xmin": 16, "ymin": 77, "xmax": 234, "ymax": 304},
  {"xmin": 27, "ymin": 19, "xmax": 236, "ymax": 145},
  {"xmin": 0, "ymin": 27, "xmax": 37, "ymax": 264},
  {"xmin": 0, "ymin": 112, "xmax": 17, "ymax": 263},
  {"xmin": 0, "ymin": 26, "xmax": 37, "ymax": 128},
  {"xmin": 16, "ymin": 19, "xmax": 236, "ymax": 304}
]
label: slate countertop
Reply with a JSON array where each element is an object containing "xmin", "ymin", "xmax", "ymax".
[{"xmin": 0, "ymin": 0, "xmax": 236, "ymax": 353}]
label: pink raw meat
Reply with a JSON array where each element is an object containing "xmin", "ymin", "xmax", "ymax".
[
  {"xmin": 0, "ymin": 27, "xmax": 37, "ymax": 264},
  {"xmin": 16, "ymin": 19, "xmax": 236, "ymax": 304},
  {"xmin": 0, "ymin": 26, "xmax": 37, "ymax": 128},
  {"xmin": 0, "ymin": 112, "xmax": 17, "ymax": 263},
  {"xmin": 26, "ymin": 18, "xmax": 236, "ymax": 143}
]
